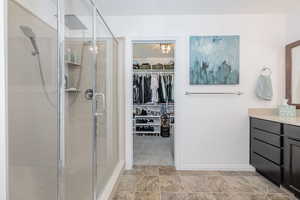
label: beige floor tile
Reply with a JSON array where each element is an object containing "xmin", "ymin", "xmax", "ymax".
[
  {"xmin": 238, "ymin": 171, "xmax": 259, "ymax": 176},
  {"xmin": 229, "ymin": 193, "xmax": 267, "ymax": 200},
  {"xmin": 141, "ymin": 166, "xmax": 160, "ymax": 176},
  {"xmin": 251, "ymin": 177, "xmax": 286, "ymax": 194},
  {"xmin": 219, "ymin": 171, "xmax": 259, "ymax": 177},
  {"xmin": 224, "ymin": 176, "xmax": 267, "ymax": 194},
  {"xmin": 114, "ymin": 169, "xmax": 293, "ymax": 200},
  {"xmin": 219, "ymin": 171, "xmax": 244, "ymax": 176},
  {"xmin": 161, "ymin": 192, "xmax": 199, "ymax": 200},
  {"xmin": 123, "ymin": 168, "xmax": 145, "ymax": 176},
  {"xmin": 117, "ymin": 175, "xmax": 142, "ymax": 192},
  {"xmin": 267, "ymin": 193, "xmax": 296, "ymax": 200},
  {"xmin": 124, "ymin": 166, "xmax": 160, "ymax": 176},
  {"xmin": 195, "ymin": 193, "xmax": 231, "ymax": 200},
  {"xmin": 134, "ymin": 192, "xmax": 160, "ymax": 200},
  {"xmin": 112, "ymin": 191, "xmax": 135, "ymax": 200},
  {"xmin": 159, "ymin": 175, "xmax": 186, "ymax": 192},
  {"xmin": 136, "ymin": 176, "xmax": 160, "ymax": 192},
  {"xmin": 159, "ymin": 166, "xmax": 178, "ymax": 176},
  {"xmin": 178, "ymin": 170, "xmax": 221, "ymax": 176},
  {"xmin": 180, "ymin": 176, "xmax": 230, "ymax": 193}
]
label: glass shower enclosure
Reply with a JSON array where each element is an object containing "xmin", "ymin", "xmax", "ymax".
[{"xmin": 7, "ymin": 0, "xmax": 120, "ymax": 200}]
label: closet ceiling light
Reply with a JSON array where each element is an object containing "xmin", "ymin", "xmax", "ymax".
[
  {"xmin": 89, "ymin": 45, "xmax": 98, "ymax": 54},
  {"xmin": 160, "ymin": 44, "xmax": 171, "ymax": 54}
]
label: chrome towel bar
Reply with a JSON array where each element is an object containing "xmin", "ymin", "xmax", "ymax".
[{"xmin": 185, "ymin": 91, "xmax": 243, "ymax": 95}]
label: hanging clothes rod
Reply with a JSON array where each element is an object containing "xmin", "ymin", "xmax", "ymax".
[
  {"xmin": 133, "ymin": 71, "xmax": 174, "ymax": 74},
  {"xmin": 185, "ymin": 91, "xmax": 243, "ymax": 95}
]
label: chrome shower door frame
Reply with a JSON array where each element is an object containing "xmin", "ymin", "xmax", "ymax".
[
  {"xmin": 57, "ymin": 1, "xmax": 119, "ymax": 200},
  {"xmin": 57, "ymin": 1, "xmax": 98, "ymax": 200}
]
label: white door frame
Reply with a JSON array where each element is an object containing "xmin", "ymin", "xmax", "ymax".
[
  {"xmin": 124, "ymin": 36, "xmax": 179, "ymax": 169},
  {"xmin": 0, "ymin": 0, "xmax": 8, "ymax": 199}
]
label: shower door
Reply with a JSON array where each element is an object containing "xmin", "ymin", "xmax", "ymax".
[
  {"xmin": 94, "ymin": 16, "xmax": 120, "ymax": 198},
  {"xmin": 61, "ymin": 1, "xmax": 96, "ymax": 200},
  {"xmin": 60, "ymin": 0, "xmax": 119, "ymax": 200}
]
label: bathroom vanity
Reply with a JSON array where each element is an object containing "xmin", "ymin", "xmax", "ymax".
[{"xmin": 249, "ymin": 109, "xmax": 300, "ymax": 198}]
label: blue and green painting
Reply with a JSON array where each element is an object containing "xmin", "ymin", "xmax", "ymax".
[{"xmin": 189, "ymin": 36, "xmax": 240, "ymax": 85}]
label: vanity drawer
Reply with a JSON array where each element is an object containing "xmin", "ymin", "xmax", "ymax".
[
  {"xmin": 252, "ymin": 128, "xmax": 282, "ymax": 147},
  {"xmin": 251, "ymin": 152, "xmax": 281, "ymax": 185},
  {"xmin": 251, "ymin": 118, "xmax": 281, "ymax": 135},
  {"xmin": 252, "ymin": 139, "xmax": 282, "ymax": 165},
  {"xmin": 284, "ymin": 124, "xmax": 300, "ymax": 140}
]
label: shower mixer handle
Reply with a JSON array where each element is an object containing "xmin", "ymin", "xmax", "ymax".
[{"xmin": 84, "ymin": 89, "xmax": 94, "ymax": 100}]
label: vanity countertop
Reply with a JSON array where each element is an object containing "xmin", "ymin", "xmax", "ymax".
[{"xmin": 248, "ymin": 108, "xmax": 300, "ymax": 126}]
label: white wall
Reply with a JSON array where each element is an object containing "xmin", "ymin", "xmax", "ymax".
[
  {"xmin": 286, "ymin": 14, "xmax": 300, "ymax": 44},
  {"xmin": 14, "ymin": 0, "xmax": 57, "ymax": 28},
  {"xmin": 0, "ymin": 0, "xmax": 7, "ymax": 198},
  {"xmin": 106, "ymin": 14, "xmax": 287, "ymax": 170}
]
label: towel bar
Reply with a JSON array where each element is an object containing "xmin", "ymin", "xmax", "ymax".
[{"xmin": 185, "ymin": 91, "xmax": 243, "ymax": 95}]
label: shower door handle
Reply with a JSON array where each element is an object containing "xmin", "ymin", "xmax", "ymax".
[{"xmin": 94, "ymin": 92, "xmax": 105, "ymax": 117}]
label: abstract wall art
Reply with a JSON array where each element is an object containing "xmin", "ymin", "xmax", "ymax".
[{"xmin": 189, "ymin": 36, "xmax": 240, "ymax": 85}]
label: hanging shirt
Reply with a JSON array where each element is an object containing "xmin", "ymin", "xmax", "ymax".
[
  {"xmin": 144, "ymin": 74, "xmax": 152, "ymax": 103},
  {"xmin": 171, "ymin": 75, "xmax": 174, "ymax": 101},
  {"xmin": 161, "ymin": 75, "xmax": 167, "ymax": 101},
  {"xmin": 151, "ymin": 74, "xmax": 159, "ymax": 103}
]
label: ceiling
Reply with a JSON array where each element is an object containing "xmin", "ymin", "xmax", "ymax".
[{"xmin": 96, "ymin": 0, "xmax": 300, "ymax": 16}]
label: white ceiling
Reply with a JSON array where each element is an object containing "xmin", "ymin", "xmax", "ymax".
[{"xmin": 96, "ymin": 0, "xmax": 300, "ymax": 16}]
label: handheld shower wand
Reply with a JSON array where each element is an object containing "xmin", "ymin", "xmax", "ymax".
[
  {"xmin": 19, "ymin": 25, "xmax": 55, "ymax": 107},
  {"xmin": 20, "ymin": 25, "xmax": 39, "ymax": 55}
]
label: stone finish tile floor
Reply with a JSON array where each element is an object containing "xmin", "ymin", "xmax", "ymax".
[{"xmin": 112, "ymin": 166, "xmax": 298, "ymax": 200}]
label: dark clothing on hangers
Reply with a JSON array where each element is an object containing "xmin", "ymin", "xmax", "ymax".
[
  {"xmin": 133, "ymin": 74, "xmax": 144, "ymax": 104},
  {"xmin": 158, "ymin": 75, "xmax": 164, "ymax": 103},
  {"xmin": 144, "ymin": 75, "xmax": 152, "ymax": 103},
  {"xmin": 133, "ymin": 73, "xmax": 174, "ymax": 104},
  {"xmin": 166, "ymin": 75, "xmax": 174, "ymax": 103}
]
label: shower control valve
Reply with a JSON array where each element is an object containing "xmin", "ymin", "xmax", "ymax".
[{"xmin": 84, "ymin": 89, "xmax": 94, "ymax": 100}]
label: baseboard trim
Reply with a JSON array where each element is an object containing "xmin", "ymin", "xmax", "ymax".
[
  {"xmin": 179, "ymin": 164, "xmax": 255, "ymax": 171},
  {"xmin": 98, "ymin": 160, "xmax": 125, "ymax": 200}
]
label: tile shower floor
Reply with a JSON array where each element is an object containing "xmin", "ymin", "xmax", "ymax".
[{"xmin": 112, "ymin": 166, "xmax": 298, "ymax": 200}]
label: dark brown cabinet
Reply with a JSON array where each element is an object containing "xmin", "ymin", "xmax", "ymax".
[
  {"xmin": 250, "ymin": 118, "xmax": 283, "ymax": 185},
  {"xmin": 250, "ymin": 118, "xmax": 300, "ymax": 198},
  {"xmin": 284, "ymin": 125, "xmax": 300, "ymax": 198}
]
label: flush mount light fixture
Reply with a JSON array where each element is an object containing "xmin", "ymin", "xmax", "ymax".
[
  {"xmin": 89, "ymin": 45, "xmax": 98, "ymax": 54},
  {"xmin": 160, "ymin": 43, "xmax": 172, "ymax": 54}
]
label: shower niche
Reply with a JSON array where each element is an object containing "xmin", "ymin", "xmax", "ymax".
[{"xmin": 64, "ymin": 41, "xmax": 84, "ymax": 93}]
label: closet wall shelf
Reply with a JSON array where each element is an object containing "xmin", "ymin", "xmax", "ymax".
[
  {"xmin": 136, "ymin": 124, "xmax": 161, "ymax": 126},
  {"xmin": 135, "ymin": 115, "xmax": 161, "ymax": 118},
  {"xmin": 66, "ymin": 61, "xmax": 81, "ymax": 67},
  {"xmin": 134, "ymin": 103, "xmax": 174, "ymax": 107},
  {"xmin": 133, "ymin": 70, "xmax": 174, "ymax": 73},
  {"xmin": 134, "ymin": 131, "xmax": 161, "ymax": 134}
]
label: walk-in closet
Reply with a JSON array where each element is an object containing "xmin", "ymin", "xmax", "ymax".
[{"xmin": 132, "ymin": 41, "xmax": 175, "ymax": 166}]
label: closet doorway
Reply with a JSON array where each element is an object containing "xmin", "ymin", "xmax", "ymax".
[{"xmin": 132, "ymin": 41, "xmax": 175, "ymax": 166}]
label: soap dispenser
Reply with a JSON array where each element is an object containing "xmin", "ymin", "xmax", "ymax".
[{"xmin": 278, "ymin": 99, "xmax": 296, "ymax": 117}]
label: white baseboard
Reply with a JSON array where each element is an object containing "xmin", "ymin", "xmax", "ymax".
[
  {"xmin": 178, "ymin": 164, "xmax": 255, "ymax": 171},
  {"xmin": 98, "ymin": 160, "xmax": 125, "ymax": 200}
]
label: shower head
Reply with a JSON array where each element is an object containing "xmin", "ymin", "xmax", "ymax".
[
  {"xmin": 20, "ymin": 25, "xmax": 36, "ymax": 39},
  {"xmin": 20, "ymin": 25, "xmax": 39, "ymax": 55},
  {"xmin": 65, "ymin": 15, "xmax": 87, "ymax": 30}
]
